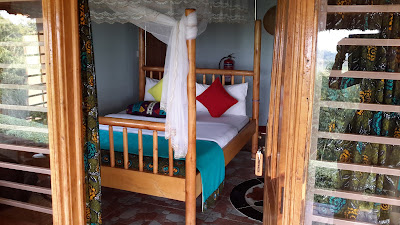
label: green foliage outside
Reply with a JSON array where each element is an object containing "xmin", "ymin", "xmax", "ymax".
[{"xmin": 0, "ymin": 12, "xmax": 48, "ymax": 144}]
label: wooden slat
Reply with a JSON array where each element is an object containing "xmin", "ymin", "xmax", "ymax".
[
  {"xmin": 338, "ymin": 38, "xmax": 400, "ymax": 46},
  {"xmin": 101, "ymin": 166, "xmax": 186, "ymax": 201},
  {"xmin": 0, "ymin": 42, "xmax": 44, "ymax": 46},
  {"xmin": 310, "ymin": 160, "xmax": 400, "ymax": 177},
  {"xmin": 169, "ymin": 139, "xmax": 173, "ymax": 176},
  {"xmin": 222, "ymin": 75, "xmax": 225, "ymax": 85},
  {"xmin": 311, "ymin": 215, "xmax": 374, "ymax": 225},
  {"xmin": 138, "ymin": 129, "xmax": 143, "ymax": 172},
  {"xmin": 99, "ymin": 117, "xmax": 165, "ymax": 131},
  {"xmin": 314, "ymin": 188, "xmax": 400, "ymax": 206},
  {"xmin": 0, "ymin": 63, "xmax": 46, "ymax": 69},
  {"xmin": 0, "ymin": 124, "xmax": 48, "ymax": 133},
  {"xmin": 150, "ymin": 71, "xmax": 153, "ymax": 79},
  {"xmin": 0, "ymin": 180, "xmax": 52, "ymax": 195},
  {"xmin": 123, "ymin": 128, "xmax": 128, "ymax": 169},
  {"xmin": 203, "ymin": 74, "xmax": 206, "ymax": 84},
  {"xmin": 252, "ymin": 20, "xmax": 262, "ymax": 159},
  {"xmin": 0, "ymin": 103, "xmax": 47, "ymax": 112},
  {"xmin": 318, "ymin": 131, "xmax": 400, "ymax": 146},
  {"xmin": 329, "ymin": 70, "xmax": 400, "ymax": 80},
  {"xmin": 158, "ymin": 71, "xmax": 162, "ymax": 79},
  {"xmin": 0, "ymin": 143, "xmax": 49, "ymax": 154},
  {"xmin": 0, "ymin": 162, "xmax": 51, "ymax": 175},
  {"xmin": 0, "ymin": 83, "xmax": 47, "ymax": 90},
  {"xmin": 153, "ymin": 131, "xmax": 158, "ymax": 174},
  {"xmin": 142, "ymin": 66, "xmax": 254, "ymax": 76},
  {"xmin": 231, "ymin": 76, "xmax": 234, "ymax": 85},
  {"xmin": 327, "ymin": 5, "xmax": 400, "ymax": 13},
  {"xmin": 109, "ymin": 126, "xmax": 115, "ymax": 167},
  {"xmin": 0, "ymin": 197, "xmax": 52, "ymax": 215},
  {"xmin": 242, "ymin": 75, "xmax": 245, "ymax": 83},
  {"xmin": 320, "ymin": 101, "xmax": 400, "ymax": 113},
  {"xmin": 212, "ymin": 74, "xmax": 215, "ymax": 82}
]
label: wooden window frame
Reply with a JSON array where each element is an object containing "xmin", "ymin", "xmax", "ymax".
[{"xmin": 42, "ymin": 0, "xmax": 86, "ymax": 224}]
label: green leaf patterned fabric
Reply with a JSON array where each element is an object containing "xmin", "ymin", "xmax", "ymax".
[
  {"xmin": 315, "ymin": 1, "xmax": 400, "ymax": 224},
  {"xmin": 78, "ymin": 0, "xmax": 102, "ymax": 224}
]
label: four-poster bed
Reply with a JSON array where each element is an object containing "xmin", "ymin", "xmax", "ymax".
[{"xmin": 97, "ymin": 8, "xmax": 261, "ymax": 221}]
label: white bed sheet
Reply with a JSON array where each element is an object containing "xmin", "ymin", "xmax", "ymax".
[{"xmin": 99, "ymin": 111, "xmax": 249, "ymax": 148}]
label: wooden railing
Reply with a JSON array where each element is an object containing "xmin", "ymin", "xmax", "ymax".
[{"xmin": 98, "ymin": 117, "xmax": 175, "ymax": 177}]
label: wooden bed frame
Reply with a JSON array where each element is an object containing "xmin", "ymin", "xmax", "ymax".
[{"xmin": 99, "ymin": 9, "xmax": 261, "ymax": 224}]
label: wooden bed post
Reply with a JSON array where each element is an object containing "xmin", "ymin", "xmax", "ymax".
[
  {"xmin": 185, "ymin": 8, "xmax": 197, "ymax": 225},
  {"xmin": 139, "ymin": 28, "xmax": 146, "ymax": 101},
  {"xmin": 252, "ymin": 20, "xmax": 262, "ymax": 158}
]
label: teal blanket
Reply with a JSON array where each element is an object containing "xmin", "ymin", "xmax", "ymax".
[{"xmin": 99, "ymin": 130, "xmax": 225, "ymax": 208}]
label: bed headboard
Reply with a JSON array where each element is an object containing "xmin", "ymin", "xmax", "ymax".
[{"xmin": 138, "ymin": 20, "xmax": 261, "ymax": 142}]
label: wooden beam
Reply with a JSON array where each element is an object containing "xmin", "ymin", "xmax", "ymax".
[
  {"xmin": 0, "ymin": 197, "xmax": 52, "ymax": 215},
  {"xmin": 185, "ymin": 8, "xmax": 197, "ymax": 225},
  {"xmin": 327, "ymin": 5, "xmax": 400, "ymax": 13},
  {"xmin": 0, "ymin": 143, "xmax": 49, "ymax": 154},
  {"xmin": 329, "ymin": 70, "xmax": 400, "ymax": 80},
  {"xmin": 99, "ymin": 116, "xmax": 165, "ymax": 131},
  {"xmin": 42, "ymin": 0, "xmax": 86, "ymax": 224},
  {"xmin": 252, "ymin": 20, "xmax": 261, "ymax": 159}
]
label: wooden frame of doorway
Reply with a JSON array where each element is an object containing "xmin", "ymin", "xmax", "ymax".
[
  {"xmin": 264, "ymin": 0, "xmax": 318, "ymax": 224},
  {"xmin": 42, "ymin": 0, "xmax": 86, "ymax": 224}
]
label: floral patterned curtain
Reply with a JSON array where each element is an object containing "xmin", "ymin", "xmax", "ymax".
[
  {"xmin": 314, "ymin": 0, "xmax": 400, "ymax": 224},
  {"xmin": 79, "ymin": 0, "xmax": 102, "ymax": 224}
]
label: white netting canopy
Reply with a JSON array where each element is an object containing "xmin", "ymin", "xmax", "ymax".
[{"xmin": 88, "ymin": 0, "xmax": 253, "ymax": 158}]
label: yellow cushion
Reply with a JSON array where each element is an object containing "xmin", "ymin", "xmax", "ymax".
[{"xmin": 148, "ymin": 78, "xmax": 163, "ymax": 102}]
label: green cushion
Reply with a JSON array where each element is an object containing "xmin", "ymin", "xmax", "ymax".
[{"xmin": 148, "ymin": 78, "xmax": 163, "ymax": 102}]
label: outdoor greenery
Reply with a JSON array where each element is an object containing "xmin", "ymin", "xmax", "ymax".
[{"xmin": 0, "ymin": 12, "xmax": 48, "ymax": 144}]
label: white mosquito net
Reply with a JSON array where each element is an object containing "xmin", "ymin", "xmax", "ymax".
[{"xmin": 88, "ymin": 0, "xmax": 252, "ymax": 158}]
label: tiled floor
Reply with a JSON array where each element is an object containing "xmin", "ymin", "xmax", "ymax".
[{"xmin": 102, "ymin": 150, "xmax": 263, "ymax": 225}]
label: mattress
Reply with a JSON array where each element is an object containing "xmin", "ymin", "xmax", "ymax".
[{"xmin": 98, "ymin": 111, "xmax": 249, "ymax": 148}]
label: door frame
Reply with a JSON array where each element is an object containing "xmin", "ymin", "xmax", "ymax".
[
  {"xmin": 42, "ymin": 0, "xmax": 86, "ymax": 224},
  {"xmin": 264, "ymin": 0, "xmax": 318, "ymax": 224}
]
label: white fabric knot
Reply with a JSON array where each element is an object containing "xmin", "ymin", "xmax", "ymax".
[{"xmin": 186, "ymin": 12, "xmax": 198, "ymax": 40}]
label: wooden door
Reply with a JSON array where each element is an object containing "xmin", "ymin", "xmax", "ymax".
[{"xmin": 266, "ymin": 0, "xmax": 400, "ymax": 225}]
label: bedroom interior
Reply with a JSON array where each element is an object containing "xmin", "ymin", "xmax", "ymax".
[{"xmin": 1, "ymin": 0, "xmax": 400, "ymax": 225}]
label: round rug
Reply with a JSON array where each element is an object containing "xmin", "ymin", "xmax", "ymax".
[{"xmin": 230, "ymin": 178, "xmax": 264, "ymax": 222}]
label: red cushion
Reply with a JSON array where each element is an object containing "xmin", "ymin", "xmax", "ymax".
[{"xmin": 196, "ymin": 77, "xmax": 238, "ymax": 117}]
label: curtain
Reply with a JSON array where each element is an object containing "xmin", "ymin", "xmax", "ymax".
[
  {"xmin": 315, "ymin": 1, "xmax": 400, "ymax": 224},
  {"xmin": 79, "ymin": 0, "xmax": 102, "ymax": 224}
]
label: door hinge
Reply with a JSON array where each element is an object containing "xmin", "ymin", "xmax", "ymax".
[{"xmin": 280, "ymin": 187, "xmax": 284, "ymax": 214}]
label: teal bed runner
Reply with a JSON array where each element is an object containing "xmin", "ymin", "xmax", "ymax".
[{"xmin": 99, "ymin": 130, "xmax": 225, "ymax": 209}]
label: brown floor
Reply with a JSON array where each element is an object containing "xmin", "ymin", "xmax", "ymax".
[{"xmin": 102, "ymin": 150, "xmax": 262, "ymax": 225}]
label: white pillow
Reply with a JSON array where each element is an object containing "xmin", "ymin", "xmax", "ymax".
[
  {"xmin": 196, "ymin": 82, "xmax": 248, "ymax": 116},
  {"xmin": 144, "ymin": 77, "xmax": 159, "ymax": 101}
]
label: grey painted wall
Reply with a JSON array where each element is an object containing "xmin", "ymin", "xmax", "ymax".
[
  {"xmin": 196, "ymin": 0, "xmax": 276, "ymax": 125},
  {"xmin": 92, "ymin": 0, "xmax": 276, "ymax": 125},
  {"xmin": 92, "ymin": 23, "xmax": 139, "ymax": 116}
]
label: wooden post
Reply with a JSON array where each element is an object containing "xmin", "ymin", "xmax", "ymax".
[
  {"xmin": 252, "ymin": 20, "xmax": 262, "ymax": 159},
  {"xmin": 109, "ymin": 126, "xmax": 115, "ymax": 167},
  {"xmin": 139, "ymin": 28, "xmax": 146, "ymax": 101},
  {"xmin": 138, "ymin": 129, "xmax": 143, "ymax": 172},
  {"xmin": 185, "ymin": 8, "xmax": 197, "ymax": 225},
  {"xmin": 153, "ymin": 131, "xmax": 158, "ymax": 174},
  {"xmin": 42, "ymin": 0, "xmax": 86, "ymax": 223},
  {"xmin": 123, "ymin": 128, "xmax": 129, "ymax": 169}
]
